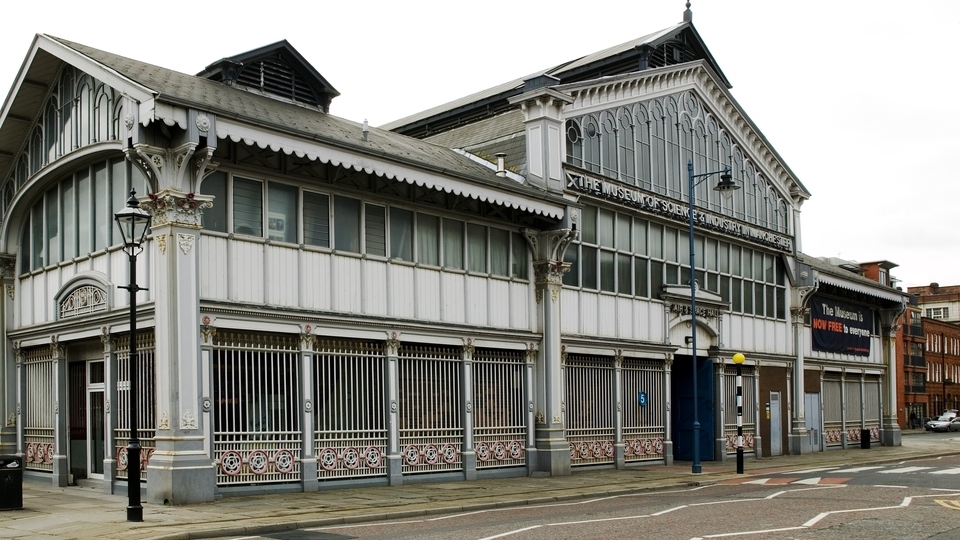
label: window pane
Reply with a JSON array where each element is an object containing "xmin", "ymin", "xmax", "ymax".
[
  {"xmin": 45, "ymin": 187, "xmax": 60, "ymax": 265},
  {"xmin": 719, "ymin": 242, "xmax": 729, "ymax": 273},
  {"xmin": 665, "ymin": 227, "xmax": 677, "ymax": 261},
  {"xmin": 268, "ymin": 182, "xmax": 297, "ymax": 243},
  {"xmin": 334, "ymin": 195, "xmax": 361, "ymax": 252},
  {"xmin": 744, "ymin": 280, "xmax": 754, "ymax": 315},
  {"xmin": 665, "ymin": 263, "xmax": 678, "ymax": 285},
  {"xmin": 20, "ymin": 220, "xmax": 31, "ymax": 273},
  {"xmin": 617, "ymin": 254, "xmax": 631, "ymax": 294},
  {"xmin": 467, "ymin": 223, "xmax": 487, "ymax": 273},
  {"xmin": 364, "ymin": 204, "xmax": 386, "ymax": 256},
  {"xmin": 111, "ymin": 159, "xmax": 126, "ymax": 246},
  {"xmin": 633, "ymin": 219, "xmax": 647, "ymax": 255},
  {"xmin": 616, "ymin": 214, "xmax": 631, "ymax": 250},
  {"xmin": 706, "ymin": 239, "xmax": 717, "ymax": 271},
  {"xmin": 389, "ymin": 208, "xmax": 413, "ymax": 260},
  {"xmin": 600, "ymin": 250, "xmax": 615, "ymax": 292},
  {"xmin": 94, "ymin": 163, "xmax": 109, "ymax": 250},
  {"xmin": 581, "ymin": 206, "xmax": 597, "ymax": 244},
  {"xmin": 766, "ymin": 284, "xmax": 776, "ymax": 318},
  {"xmin": 490, "ymin": 228, "xmax": 509, "ymax": 276},
  {"xmin": 201, "ymin": 172, "xmax": 227, "ymax": 233},
  {"xmin": 78, "ymin": 171, "xmax": 91, "ymax": 256},
  {"xmin": 63, "ymin": 177, "xmax": 76, "ymax": 259},
  {"xmin": 581, "ymin": 247, "xmax": 598, "ymax": 289},
  {"xmin": 303, "ymin": 192, "xmax": 329, "ymax": 247},
  {"xmin": 417, "ymin": 214, "xmax": 439, "ymax": 266},
  {"xmin": 731, "ymin": 278, "xmax": 741, "ymax": 312},
  {"xmin": 720, "ymin": 275, "xmax": 730, "ymax": 303},
  {"xmin": 650, "ymin": 224, "xmax": 662, "ymax": 259},
  {"xmin": 650, "ymin": 261, "xmax": 663, "ymax": 296},
  {"xmin": 634, "ymin": 257, "xmax": 648, "ymax": 297},
  {"xmin": 233, "ymin": 177, "xmax": 263, "ymax": 236},
  {"xmin": 32, "ymin": 204, "xmax": 43, "ymax": 268},
  {"xmin": 730, "ymin": 245, "xmax": 741, "ymax": 274},
  {"xmin": 598, "ymin": 208, "xmax": 614, "ymax": 247},
  {"xmin": 511, "ymin": 232, "xmax": 528, "ymax": 279},
  {"xmin": 443, "ymin": 218, "xmax": 464, "ymax": 269}
]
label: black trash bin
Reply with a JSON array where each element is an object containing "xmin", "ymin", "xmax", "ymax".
[
  {"xmin": 0, "ymin": 454, "xmax": 23, "ymax": 510},
  {"xmin": 860, "ymin": 429, "xmax": 871, "ymax": 449}
]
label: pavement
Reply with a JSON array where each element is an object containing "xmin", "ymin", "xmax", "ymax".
[{"xmin": 2, "ymin": 430, "xmax": 958, "ymax": 540}]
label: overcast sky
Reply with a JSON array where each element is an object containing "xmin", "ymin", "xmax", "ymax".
[{"xmin": 1, "ymin": 1, "xmax": 958, "ymax": 288}]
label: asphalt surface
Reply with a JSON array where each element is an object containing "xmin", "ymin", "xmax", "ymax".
[{"xmin": 2, "ymin": 431, "xmax": 957, "ymax": 540}]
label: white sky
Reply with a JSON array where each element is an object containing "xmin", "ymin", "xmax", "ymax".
[{"xmin": 1, "ymin": 1, "xmax": 958, "ymax": 288}]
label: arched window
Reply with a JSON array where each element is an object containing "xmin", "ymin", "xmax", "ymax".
[
  {"xmin": 634, "ymin": 104, "xmax": 651, "ymax": 190},
  {"xmin": 664, "ymin": 96, "xmax": 681, "ymax": 199},
  {"xmin": 599, "ymin": 110, "xmax": 617, "ymax": 178},
  {"xmin": 77, "ymin": 80, "xmax": 92, "ymax": 147},
  {"xmin": 649, "ymin": 101, "xmax": 666, "ymax": 195},
  {"xmin": 60, "ymin": 69, "xmax": 75, "ymax": 152},
  {"xmin": 616, "ymin": 107, "xmax": 635, "ymax": 183},
  {"xmin": 582, "ymin": 114, "xmax": 601, "ymax": 174},
  {"xmin": 29, "ymin": 127, "xmax": 43, "ymax": 174},
  {"xmin": 95, "ymin": 85, "xmax": 111, "ymax": 142},
  {"xmin": 44, "ymin": 99, "xmax": 58, "ymax": 163},
  {"xmin": 566, "ymin": 119, "xmax": 583, "ymax": 169}
]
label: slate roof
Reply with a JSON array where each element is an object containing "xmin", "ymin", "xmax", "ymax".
[
  {"xmin": 0, "ymin": 35, "xmax": 568, "ymax": 217},
  {"xmin": 798, "ymin": 252, "xmax": 909, "ymax": 306},
  {"xmin": 382, "ymin": 22, "xmax": 726, "ymax": 135}
]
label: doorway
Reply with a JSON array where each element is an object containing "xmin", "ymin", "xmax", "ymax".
[
  {"xmin": 769, "ymin": 391, "xmax": 782, "ymax": 456},
  {"xmin": 69, "ymin": 359, "xmax": 106, "ymax": 481},
  {"xmin": 672, "ymin": 354, "xmax": 715, "ymax": 461},
  {"xmin": 804, "ymin": 392, "xmax": 823, "ymax": 452}
]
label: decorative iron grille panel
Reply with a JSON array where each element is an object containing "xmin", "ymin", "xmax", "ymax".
[
  {"xmin": 213, "ymin": 332, "xmax": 302, "ymax": 485},
  {"xmin": 622, "ymin": 358, "xmax": 667, "ymax": 462},
  {"xmin": 473, "ymin": 349, "xmax": 526, "ymax": 469},
  {"xmin": 114, "ymin": 333, "xmax": 156, "ymax": 481},
  {"xmin": 59, "ymin": 285, "xmax": 107, "ymax": 319},
  {"xmin": 398, "ymin": 345, "xmax": 463, "ymax": 474},
  {"xmin": 23, "ymin": 347, "xmax": 55, "ymax": 472},
  {"xmin": 313, "ymin": 339, "xmax": 387, "ymax": 480},
  {"xmin": 565, "ymin": 354, "xmax": 616, "ymax": 466},
  {"xmin": 822, "ymin": 377, "xmax": 843, "ymax": 447}
]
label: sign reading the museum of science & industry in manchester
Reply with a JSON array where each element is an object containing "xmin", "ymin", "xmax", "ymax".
[
  {"xmin": 811, "ymin": 298, "xmax": 872, "ymax": 356},
  {"xmin": 565, "ymin": 170, "xmax": 793, "ymax": 253}
]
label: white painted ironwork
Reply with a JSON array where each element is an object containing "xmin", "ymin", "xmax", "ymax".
[
  {"xmin": 58, "ymin": 285, "xmax": 107, "ymax": 319},
  {"xmin": 565, "ymin": 354, "xmax": 615, "ymax": 466},
  {"xmin": 823, "ymin": 377, "xmax": 843, "ymax": 447},
  {"xmin": 473, "ymin": 349, "xmax": 526, "ymax": 468},
  {"xmin": 313, "ymin": 339, "xmax": 387, "ymax": 480},
  {"xmin": 23, "ymin": 347, "xmax": 55, "ymax": 472},
  {"xmin": 398, "ymin": 344, "xmax": 462, "ymax": 474},
  {"xmin": 622, "ymin": 358, "xmax": 667, "ymax": 462},
  {"xmin": 723, "ymin": 365, "xmax": 756, "ymax": 453},
  {"xmin": 212, "ymin": 331, "xmax": 302, "ymax": 485},
  {"xmin": 115, "ymin": 333, "xmax": 156, "ymax": 481}
]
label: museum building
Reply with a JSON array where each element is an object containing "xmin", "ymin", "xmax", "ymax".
[{"xmin": 0, "ymin": 9, "xmax": 908, "ymax": 504}]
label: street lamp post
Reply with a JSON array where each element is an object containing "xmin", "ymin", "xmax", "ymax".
[
  {"xmin": 732, "ymin": 353, "xmax": 746, "ymax": 474},
  {"xmin": 115, "ymin": 189, "xmax": 152, "ymax": 523},
  {"xmin": 687, "ymin": 160, "xmax": 738, "ymax": 474}
]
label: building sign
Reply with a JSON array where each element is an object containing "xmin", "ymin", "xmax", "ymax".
[
  {"xmin": 565, "ymin": 169, "xmax": 793, "ymax": 253},
  {"xmin": 811, "ymin": 298, "xmax": 872, "ymax": 356}
]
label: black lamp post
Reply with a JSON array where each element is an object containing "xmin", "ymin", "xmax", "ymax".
[
  {"xmin": 732, "ymin": 352, "xmax": 746, "ymax": 474},
  {"xmin": 686, "ymin": 160, "xmax": 738, "ymax": 474},
  {"xmin": 114, "ymin": 189, "xmax": 151, "ymax": 522}
]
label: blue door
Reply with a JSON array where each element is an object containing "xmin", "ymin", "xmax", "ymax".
[{"xmin": 672, "ymin": 354, "xmax": 715, "ymax": 461}]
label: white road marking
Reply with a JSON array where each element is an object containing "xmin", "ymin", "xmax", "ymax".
[
  {"xmin": 878, "ymin": 466, "xmax": 933, "ymax": 474},
  {"xmin": 782, "ymin": 467, "xmax": 839, "ymax": 474},
  {"xmin": 791, "ymin": 477, "xmax": 823, "ymax": 485},
  {"xmin": 930, "ymin": 467, "xmax": 960, "ymax": 475},
  {"xmin": 833, "ymin": 466, "xmax": 883, "ymax": 473}
]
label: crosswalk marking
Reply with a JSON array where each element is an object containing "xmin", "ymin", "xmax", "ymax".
[
  {"xmin": 930, "ymin": 468, "xmax": 960, "ymax": 475},
  {"xmin": 833, "ymin": 466, "xmax": 883, "ymax": 473},
  {"xmin": 878, "ymin": 466, "xmax": 934, "ymax": 474}
]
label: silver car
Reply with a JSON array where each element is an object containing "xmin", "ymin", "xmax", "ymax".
[{"xmin": 926, "ymin": 414, "xmax": 956, "ymax": 431}]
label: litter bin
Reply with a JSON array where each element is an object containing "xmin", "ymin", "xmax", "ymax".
[
  {"xmin": 0, "ymin": 454, "xmax": 23, "ymax": 510},
  {"xmin": 860, "ymin": 429, "xmax": 871, "ymax": 450}
]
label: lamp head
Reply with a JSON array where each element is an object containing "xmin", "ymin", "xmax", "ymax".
[
  {"xmin": 732, "ymin": 352, "xmax": 746, "ymax": 365},
  {"xmin": 114, "ymin": 189, "xmax": 152, "ymax": 252},
  {"xmin": 713, "ymin": 169, "xmax": 740, "ymax": 201}
]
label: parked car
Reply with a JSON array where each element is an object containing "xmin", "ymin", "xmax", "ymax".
[
  {"xmin": 926, "ymin": 414, "xmax": 956, "ymax": 431},
  {"xmin": 949, "ymin": 418, "xmax": 960, "ymax": 432}
]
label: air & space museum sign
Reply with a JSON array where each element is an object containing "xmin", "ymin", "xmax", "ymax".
[{"xmin": 565, "ymin": 170, "xmax": 793, "ymax": 253}]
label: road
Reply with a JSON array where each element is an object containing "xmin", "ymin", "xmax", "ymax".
[{"xmin": 224, "ymin": 447, "xmax": 960, "ymax": 540}]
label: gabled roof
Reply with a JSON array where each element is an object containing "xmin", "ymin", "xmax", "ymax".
[
  {"xmin": 0, "ymin": 35, "xmax": 567, "ymax": 220},
  {"xmin": 383, "ymin": 21, "xmax": 729, "ymax": 137},
  {"xmin": 799, "ymin": 253, "xmax": 909, "ymax": 306}
]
